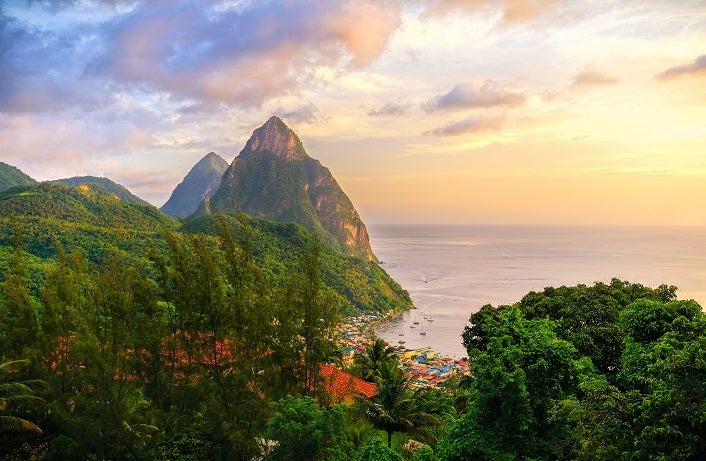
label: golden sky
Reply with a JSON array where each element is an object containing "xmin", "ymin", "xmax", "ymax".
[{"xmin": 1, "ymin": 1, "xmax": 705, "ymax": 225}]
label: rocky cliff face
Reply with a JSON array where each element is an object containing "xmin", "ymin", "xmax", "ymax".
[{"xmin": 206, "ymin": 116, "xmax": 377, "ymax": 261}]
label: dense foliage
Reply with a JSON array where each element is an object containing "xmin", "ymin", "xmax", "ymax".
[
  {"xmin": 441, "ymin": 280, "xmax": 706, "ymax": 460},
  {"xmin": 51, "ymin": 176, "xmax": 153, "ymax": 207},
  {"xmin": 1, "ymin": 179, "xmax": 703, "ymax": 460},
  {"xmin": 0, "ymin": 163, "xmax": 36, "ymax": 192},
  {"xmin": 0, "ymin": 182, "xmax": 410, "ymax": 459}
]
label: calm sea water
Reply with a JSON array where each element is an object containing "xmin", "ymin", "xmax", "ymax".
[{"xmin": 369, "ymin": 225, "xmax": 706, "ymax": 358}]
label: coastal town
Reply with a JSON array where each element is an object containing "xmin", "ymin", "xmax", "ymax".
[{"xmin": 338, "ymin": 313, "xmax": 470, "ymax": 388}]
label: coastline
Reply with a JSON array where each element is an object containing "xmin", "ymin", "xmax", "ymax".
[{"xmin": 338, "ymin": 309, "xmax": 469, "ymax": 388}]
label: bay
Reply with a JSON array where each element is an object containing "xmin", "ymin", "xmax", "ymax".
[{"xmin": 369, "ymin": 225, "xmax": 706, "ymax": 358}]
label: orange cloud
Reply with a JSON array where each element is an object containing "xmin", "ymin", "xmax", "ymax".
[
  {"xmin": 656, "ymin": 55, "xmax": 706, "ymax": 80},
  {"xmin": 425, "ymin": 115, "xmax": 506, "ymax": 136},
  {"xmin": 88, "ymin": 1, "xmax": 402, "ymax": 108},
  {"xmin": 423, "ymin": 0, "xmax": 562, "ymax": 25},
  {"xmin": 571, "ymin": 67, "xmax": 619, "ymax": 89},
  {"xmin": 426, "ymin": 80, "xmax": 526, "ymax": 111}
]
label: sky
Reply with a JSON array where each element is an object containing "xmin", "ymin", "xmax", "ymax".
[{"xmin": 1, "ymin": 0, "xmax": 705, "ymax": 226}]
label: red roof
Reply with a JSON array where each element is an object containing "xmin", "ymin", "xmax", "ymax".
[{"xmin": 319, "ymin": 364, "xmax": 378, "ymax": 404}]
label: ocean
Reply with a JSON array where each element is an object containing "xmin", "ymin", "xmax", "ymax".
[{"xmin": 369, "ymin": 225, "xmax": 706, "ymax": 358}]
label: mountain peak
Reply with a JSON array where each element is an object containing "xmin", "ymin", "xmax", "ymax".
[
  {"xmin": 160, "ymin": 152, "xmax": 228, "ymax": 218},
  {"xmin": 204, "ymin": 117, "xmax": 378, "ymax": 261},
  {"xmin": 243, "ymin": 116, "xmax": 306, "ymax": 161}
]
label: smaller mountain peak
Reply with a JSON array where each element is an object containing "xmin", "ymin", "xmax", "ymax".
[
  {"xmin": 243, "ymin": 116, "xmax": 306, "ymax": 161},
  {"xmin": 198, "ymin": 152, "xmax": 227, "ymax": 168}
]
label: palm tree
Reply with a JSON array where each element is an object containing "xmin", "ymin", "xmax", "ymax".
[
  {"xmin": 362, "ymin": 360, "xmax": 445, "ymax": 448},
  {"xmin": 0, "ymin": 360, "xmax": 45, "ymax": 434},
  {"xmin": 355, "ymin": 337, "xmax": 397, "ymax": 382}
]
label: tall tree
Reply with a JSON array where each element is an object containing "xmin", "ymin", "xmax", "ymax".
[
  {"xmin": 353, "ymin": 338, "xmax": 397, "ymax": 382},
  {"xmin": 274, "ymin": 239, "xmax": 341, "ymax": 397},
  {"xmin": 0, "ymin": 226, "xmax": 39, "ymax": 359},
  {"xmin": 40, "ymin": 243, "xmax": 87, "ymax": 396},
  {"xmin": 215, "ymin": 216, "xmax": 272, "ymax": 458},
  {"xmin": 363, "ymin": 360, "xmax": 446, "ymax": 448}
]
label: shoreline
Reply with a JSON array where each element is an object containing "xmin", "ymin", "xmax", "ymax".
[{"xmin": 338, "ymin": 309, "xmax": 469, "ymax": 388}]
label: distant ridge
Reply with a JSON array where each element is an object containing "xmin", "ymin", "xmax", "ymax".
[
  {"xmin": 199, "ymin": 116, "xmax": 377, "ymax": 261},
  {"xmin": 0, "ymin": 162, "xmax": 36, "ymax": 192},
  {"xmin": 161, "ymin": 152, "xmax": 228, "ymax": 218},
  {"xmin": 52, "ymin": 176, "xmax": 151, "ymax": 207}
]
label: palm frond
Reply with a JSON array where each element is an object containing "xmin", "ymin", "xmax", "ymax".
[{"xmin": 0, "ymin": 415, "xmax": 43, "ymax": 434}]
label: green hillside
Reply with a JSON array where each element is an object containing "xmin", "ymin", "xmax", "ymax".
[
  {"xmin": 52, "ymin": 176, "xmax": 152, "ymax": 207},
  {"xmin": 0, "ymin": 182, "xmax": 409, "ymax": 313},
  {"xmin": 185, "ymin": 213, "xmax": 410, "ymax": 315},
  {"xmin": 0, "ymin": 182, "xmax": 175, "ymax": 260},
  {"xmin": 0, "ymin": 162, "xmax": 36, "ymax": 192}
]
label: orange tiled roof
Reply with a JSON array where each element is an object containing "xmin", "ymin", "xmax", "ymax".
[{"xmin": 319, "ymin": 363, "xmax": 378, "ymax": 404}]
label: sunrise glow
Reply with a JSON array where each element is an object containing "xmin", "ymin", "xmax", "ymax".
[{"xmin": 1, "ymin": 0, "xmax": 705, "ymax": 225}]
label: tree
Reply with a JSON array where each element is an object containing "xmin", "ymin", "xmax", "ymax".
[
  {"xmin": 0, "ymin": 360, "xmax": 45, "ymax": 434},
  {"xmin": 517, "ymin": 279, "xmax": 677, "ymax": 377},
  {"xmin": 273, "ymin": 239, "xmax": 342, "ymax": 397},
  {"xmin": 0, "ymin": 226, "xmax": 39, "ymax": 359},
  {"xmin": 68, "ymin": 250, "xmax": 160, "ymax": 460},
  {"xmin": 442, "ymin": 306, "xmax": 581, "ymax": 460},
  {"xmin": 363, "ymin": 360, "xmax": 446, "ymax": 448},
  {"xmin": 265, "ymin": 395, "xmax": 348, "ymax": 461},
  {"xmin": 357, "ymin": 437, "xmax": 404, "ymax": 461},
  {"xmin": 618, "ymin": 299, "xmax": 706, "ymax": 460},
  {"xmin": 353, "ymin": 337, "xmax": 397, "ymax": 382},
  {"xmin": 39, "ymin": 243, "xmax": 88, "ymax": 396}
]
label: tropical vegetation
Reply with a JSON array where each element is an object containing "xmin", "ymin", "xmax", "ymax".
[{"xmin": 1, "ymin": 178, "xmax": 704, "ymax": 459}]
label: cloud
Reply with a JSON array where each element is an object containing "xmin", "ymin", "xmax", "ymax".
[
  {"xmin": 1, "ymin": 1, "xmax": 402, "ymax": 114},
  {"xmin": 423, "ymin": 0, "xmax": 562, "ymax": 25},
  {"xmin": 87, "ymin": 1, "xmax": 402, "ymax": 108},
  {"xmin": 425, "ymin": 115, "xmax": 506, "ymax": 136},
  {"xmin": 279, "ymin": 103, "xmax": 323, "ymax": 124},
  {"xmin": 570, "ymin": 67, "xmax": 619, "ymax": 89},
  {"xmin": 0, "ymin": 7, "xmax": 114, "ymax": 113},
  {"xmin": 368, "ymin": 102, "xmax": 410, "ymax": 117},
  {"xmin": 425, "ymin": 80, "xmax": 525, "ymax": 111},
  {"xmin": 655, "ymin": 55, "xmax": 706, "ymax": 81}
]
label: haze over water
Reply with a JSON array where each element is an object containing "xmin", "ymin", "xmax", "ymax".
[{"xmin": 369, "ymin": 225, "xmax": 706, "ymax": 358}]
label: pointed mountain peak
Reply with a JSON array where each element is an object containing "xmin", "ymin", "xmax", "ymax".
[
  {"xmin": 197, "ymin": 152, "xmax": 227, "ymax": 168},
  {"xmin": 243, "ymin": 116, "xmax": 306, "ymax": 161},
  {"xmin": 160, "ymin": 152, "xmax": 228, "ymax": 218}
]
